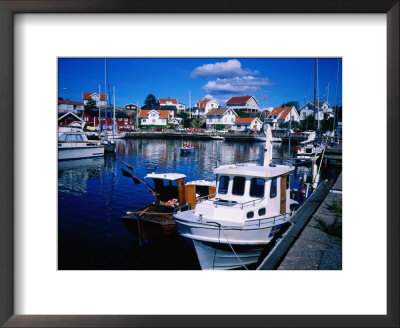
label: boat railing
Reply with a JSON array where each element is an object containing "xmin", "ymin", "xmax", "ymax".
[
  {"xmin": 245, "ymin": 212, "xmax": 290, "ymax": 228},
  {"xmin": 173, "ymin": 193, "xmax": 217, "ymax": 214}
]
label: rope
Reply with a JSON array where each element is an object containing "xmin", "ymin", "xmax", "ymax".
[{"xmin": 220, "ymin": 227, "xmax": 249, "ymax": 270}]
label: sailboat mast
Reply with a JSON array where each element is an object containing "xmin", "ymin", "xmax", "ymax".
[
  {"xmin": 104, "ymin": 58, "xmax": 108, "ymax": 131},
  {"xmin": 333, "ymin": 58, "xmax": 340, "ymax": 133},
  {"xmin": 113, "ymin": 85, "xmax": 116, "ymax": 133},
  {"xmin": 316, "ymin": 58, "xmax": 320, "ymax": 131},
  {"xmin": 98, "ymin": 84, "xmax": 101, "ymax": 129}
]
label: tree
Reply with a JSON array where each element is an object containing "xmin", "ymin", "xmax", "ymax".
[
  {"xmin": 84, "ymin": 98, "xmax": 97, "ymax": 110},
  {"xmin": 144, "ymin": 94, "xmax": 159, "ymax": 109},
  {"xmin": 281, "ymin": 101, "xmax": 300, "ymax": 109},
  {"xmin": 279, "ymin": 121, "xmax": 301, "ymax": 131}
]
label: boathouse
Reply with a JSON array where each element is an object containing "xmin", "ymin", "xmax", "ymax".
[
  {"xmin": 139, "ymin": 109, "xmax": 169, "ymax": 127},
  {"xmin": 232, "ymin": 117, "xmax": 263, "ymax": 132},
  {"xmin": 266, "ymin": 106, "xmax": 300, "ymax": 129}
]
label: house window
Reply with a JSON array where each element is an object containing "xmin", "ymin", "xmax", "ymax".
[
  {"xmin": 250, "ymin": 178, "xmax": 265, "ymax": 198},
  {"xmin": 270, "ymin": 178, "xmax": 277, "ymax": 198},
  {"xmin": 232, "ymin": 176, "xmax": 246, "ymax": 196},
  {"xmin": 152, "ymin": 119, "xmax": 156, "ymax": 123},
  {"xmin": 224, "ymin": 118, "xmax": 227, "ymax": 122},
  {"xmin": 218, "ymin": 176, "xmax": 230, "ymax": 194},
  {"xmin": 143, "ymin": 119, "xmax": 146, "ymax": 122}
]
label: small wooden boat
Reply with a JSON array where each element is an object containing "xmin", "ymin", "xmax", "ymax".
[
  {"xmin": 180, "ymin": 143, "xmax": 194, "ymax": 155},
  {"xmin": 121, "ymin": 173, "xmax": 215, "ymax": 244}
]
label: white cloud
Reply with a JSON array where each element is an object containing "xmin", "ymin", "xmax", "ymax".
[
  {"xmin": 203, "ymin": 94, "xmax": 214, "ymax": 100},
  {"xmin": 190, "ymin": 59, "xmax": 258, "ymax": 78},
  {"xmin": 202, "ymin": 76, "xmax": 273, "ymax": 94}
]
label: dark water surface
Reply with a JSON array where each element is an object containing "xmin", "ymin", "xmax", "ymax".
[{"xmin": 58, "ymin": 138, "xmax": 339, "ymax": 270}]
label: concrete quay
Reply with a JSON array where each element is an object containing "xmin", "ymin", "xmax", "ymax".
[{"xmin": 277, "ymin": 172, "xmax": 342, "ymax": 270}]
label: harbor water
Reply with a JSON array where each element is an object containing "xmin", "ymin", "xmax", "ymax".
[{"xmin": 58, "ymin": 138, "xmax": 340, "ymax": 270}]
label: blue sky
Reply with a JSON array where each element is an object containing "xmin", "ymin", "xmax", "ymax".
[{"xmin": 58, "ymin": 58, "xmax": 342, "ymax": 109}]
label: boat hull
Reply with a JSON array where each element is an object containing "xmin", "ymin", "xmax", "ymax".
[
  {"xmin": 58, "ymin": 145, "xmax": 104, "ymax": 161},
  {"xmin": 186, "ymin": 238, "xmax": 265, "ymax": 270},
  {"xmin": 174, "ymin": 214, "xmax": 287, "ymax": 270}
]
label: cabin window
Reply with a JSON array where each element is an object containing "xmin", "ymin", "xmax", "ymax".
[
  {"xmin": 286, "ymin": 176, "xmax": 290, "ymax": 189},
  {"xmin": 232, "ymin": 176, "xmax": 246, "ymax": 196},
  {"xmin": 246, "ymin": 211, "xmax": 254, "ymax": 219},
  {"xmin": 58, "ymin": 134, "xmax": 67, "ymax": 142},
  {"xmin": 258, "ymin": 208, "xmax": 266, "ymax": 216},
  {"xmin": 218, "ymin": 176, "xmax": 230, "ymax": 194},
  {"xmin": 270, "ymin": 178, "xmax": 277, "ymax": 198},
  {"xmin": 250, "ymin": 178, "xmax": 265, "ymax": 198}
]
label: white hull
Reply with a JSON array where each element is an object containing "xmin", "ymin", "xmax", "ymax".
[
  {"xmin": 58, "ymin": 145, "xmax": 104, "ymax": 160},
  {"xmin": 188, "ymin": 239, "xmax": 265, "ymax": 270},
  {"xmin": 174, "ymin": 213, "xmax": 288, "ymax": 270}
]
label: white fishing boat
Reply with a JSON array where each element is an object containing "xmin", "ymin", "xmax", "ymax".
[
  {"xmin": 295, "ymin": 143, "xmax": 324, "ymax": 160},
  {"xmin": 58, "ymin": 121, "xmax": 104, "ymax": 160},
  {"xmin": 272, "ymin": 137, "xmax": 282, "ymax": 143},
  {"xmin": 211, "ymin": 135, "xmax": 225, "ymax": 141},
  {"xmin": 173, "ymin": 126, "xmax": 295, "ymax": 270}
]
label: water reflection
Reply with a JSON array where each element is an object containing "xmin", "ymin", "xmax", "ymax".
[{"xmin": 58, "ymin": 157, "xmax": 104, "ymax": 195}]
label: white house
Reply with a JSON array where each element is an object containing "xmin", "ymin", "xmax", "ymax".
[
  {"xmin": 58, "ymin": 99, "xmax": 85, "ymax": 114},
  {"xmin": 159, "ymin": 98, "xmax": 178, "ymax": 107},
  {"xmin": 195, "ymin": 99, "xmax": 219, "ymax": 117},
  {"xmin": 232, "ymin": 117, "xmax": 263, "ymax": 132},
  {"xmin": 82, "ymin": 92, "xmax": 107, "ymax": 107},
  {"xmin": 139, "ymin": 109, "xmax": 169, "ymax": 126},
  {"xmin": 266, "ymin": 106, "xmax": 300, "ymax": 129},
  {"xmin": 205, "ymin": 108, "xmax": 237, "ymax": 128},
  {"xmin": 299, "ymin": 102, "xmax": 334, "ymax": 121},
  {"xmin": 177, "ymin": 103, "xmax": 186, "ymax": 113},
  {"xmin": 226, "ymin": 96, "xmax": 259, "ymax": 113}
]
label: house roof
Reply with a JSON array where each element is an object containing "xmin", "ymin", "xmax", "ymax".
[
  {"xmin": 58, "ymin": 112, "xmax": 83, "ymax": 121},
  {"xmin": 206, "ymin": 107, "xmax": 232, "ymax": 116},
  {"xmin": 139, "ymin": 109, "xmax": 169, "ymax": 119},
  {"xmin": 226, "ymin": 96, "xmax": 253, "ymax": 104},
  {"xmin": 234, "ymin": 117, "xmax": 257, "ymax": 124},
  {"xmin": 58, "ymin": 99, "xmax": 84, "ymax": 106},
  {"xmin": 267, "ymin": 107, "xmax": 292, "ymax": 120},
  {"xmin": 301, "ymin": 101, "xmax": 329, "ymax": 110},
  {"xmin": 159, "ymin": 98, "xmax": 178, "ymax": 104},
  {"xmin": 82, "ymin": 93, "xmax": 107, "ymax": 101},
  {"xmin": 197, "ymin": 99, "xmax": 210, "ymax": 109}
]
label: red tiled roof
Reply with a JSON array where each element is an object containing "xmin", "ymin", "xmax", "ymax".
[
  {"xmin": 234, "ymin": 117, "xmax": 256, "ymax": 124},
  {"xmin": 206, "ymin": 107, "xmax": 230, "ymax": 116},
  {"xmin": 267, "ymin": 107, "xmax": 292, "ymax": 120},
  {"xmin": 159, "ymin": 98, "xmax": 178, "ymax": 104},
  {"xmin": 226, "ymin": 96, "xmax": 253, "ymax": 104},
  {"xmin": 58, "ymin": 99, "xmax": 84, "ymax": 105},
  {"xmin": 197, "ymin": 99, "xmax": 210, "ymax": 109},
  {"xmin": 82, "ymin": 92, "xmax": 107, "ymax": 101},
  {"xmin": 139, "ymin": 110, "xmax": 169, "ymax": 119}
]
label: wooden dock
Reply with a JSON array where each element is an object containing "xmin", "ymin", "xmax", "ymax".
[{"xmin": 257, "ymin": 177, "xmax": 335, "ymax": 270}]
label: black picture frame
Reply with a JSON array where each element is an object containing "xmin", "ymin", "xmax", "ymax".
[{"xmin": 0, "ymin": 1, "xmax": 398, "ymax": 327}]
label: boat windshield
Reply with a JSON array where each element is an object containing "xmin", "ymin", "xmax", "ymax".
[
  {"xmin": 218, "ymin": 176, "xmax": 229, "ymax": 194},
  {"xmin": 250, "ymin": 178, "xmax": 265, "ymax": 198},
  {"xmin": 59, "ymin": 133, "xmax": 84, "ymax": 142}
]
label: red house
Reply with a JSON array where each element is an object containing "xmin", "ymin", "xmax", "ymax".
[{"xmin": 82, "ymin": 108, "xmax": 132, "ymax": 130}]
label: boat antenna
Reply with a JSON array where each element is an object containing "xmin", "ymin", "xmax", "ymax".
[
  {"xmin": 332, "ymin": 58, "xmax": 340, "ymax": 134},
  {"xmin": 263, "ymin": 125, "xmax": 273, "ymax": 166}
]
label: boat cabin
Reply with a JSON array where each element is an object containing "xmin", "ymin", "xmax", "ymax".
[
  {"xmin": 197, "ymin": 163, "xmax": 294, "ymax": 224},
  {"xmin": 145, "ymin": 173, "xmax": 216, "ymax": 208}
]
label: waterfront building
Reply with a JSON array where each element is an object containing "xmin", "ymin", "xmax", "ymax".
[
  {"xmin": 125, "ymin": 104, "xmax": 138, "ymax": 111},
  {"xmin": 82, "ymin": 92, "xmax": 108, "ymax": 108},
  {"xmin": 205, "ymin": 107, "xmax": 237, "ymax": 128},
  {"xmin": 266, "ymin": 106, "xmax": 300, "ymax": 130},
  {"xmin": 82, "ymin": 108, "xmax": 132, "ymax": 130},
  {"xmin": 58, "ymin": 98, "xmax": 85, "ymax": 114},
  {"xmin": 298, "ymin": 102, "xmax": 334, "ymax": 121},
  {"xmin": 194, "ymin": 99, "xmax": 219, "ymax": 117},
  {"xmin": 232, "ymin": 117, "xmax": 263, "ymax": 132},
  {"xmin": 58, "ymin": 112, "xmax": 83, "ymax": 126},
  {"xmin": 139, "ymin": 109, "xmax": 169, "ymax": 126},
  {"xmin": 226, "ymin": 96, "xmax": 259, "ymax": 113}
]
